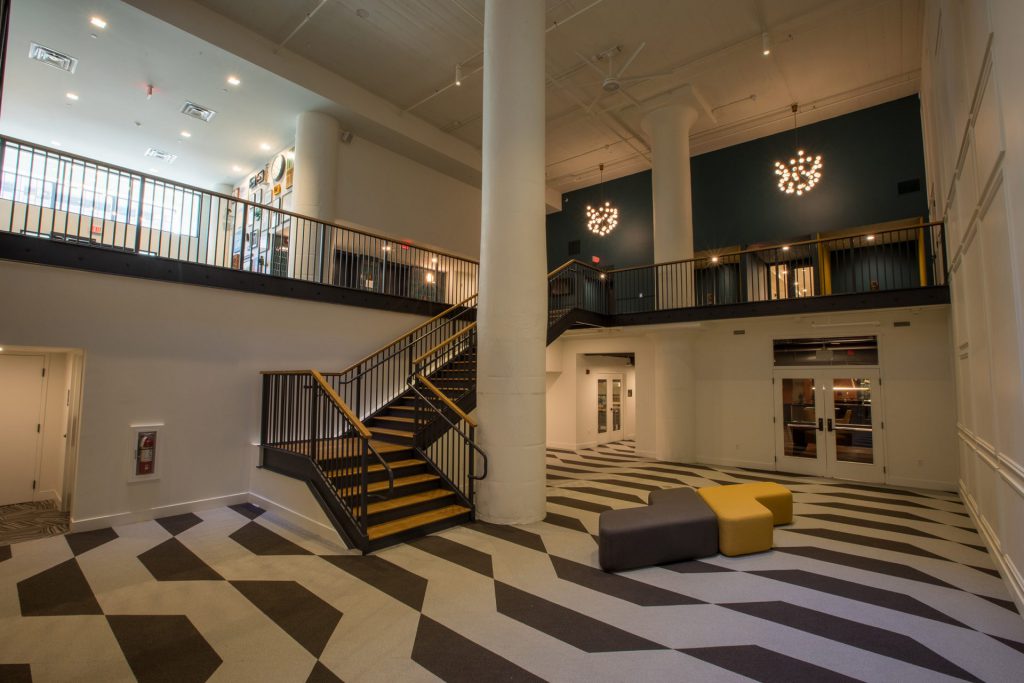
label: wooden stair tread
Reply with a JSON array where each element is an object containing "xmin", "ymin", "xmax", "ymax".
[
  {"xmin": 370, "ymin": 426, "xmax": 415, "ymax": 438},
  {"xmin": 368, "ymin": 504, "xmax": 471, "ymax": 540},
  {"xmin": 325, "ymin": 458, "xmax": 422, "ymax": 478},
  {"xmin": 388, "ymin": 405, "xmax": 417, "ymax": 411},
  {"xmin": 366, "ymin": 488, "xmax": 455, "ymax": 515},
  {"xmin": 344, "ymin": 473, "xmax": 438, "ymax": 495},
  {"xmin": 372, "ymin": 415, "xmax": 416, "ymax": 424}
]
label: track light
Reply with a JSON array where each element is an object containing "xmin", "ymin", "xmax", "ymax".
[
  {"xmin": 455, "ymin": 63, "xmax": 462, "ymax": 87},
  {"xmin": 762, "ymin": 31, "xmax": 771, "ymax": 56}
]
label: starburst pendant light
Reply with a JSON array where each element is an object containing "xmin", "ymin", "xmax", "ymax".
[
  {"xmin": 774, "ymin": 103, "xmax": 823, "ymax": 196},
  {"xmin": 586, "ymin": 164, "xmax": 619, "ymax": 236}
]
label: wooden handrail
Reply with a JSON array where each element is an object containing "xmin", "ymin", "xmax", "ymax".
[
  {"xmin": 326, "ymin": 294, "xmax": 478, "ymax": 377},
  {"xmin": 413, "ymin": 322, "xmax": 476, "ymax": 365},
  {"xmin": 548, "ymin": 259, "xmax": 603, "ymax": 278},
  {"xmin": 310, "ymin": 369, "xmax": 373, "ymax": 439},
  {"xmin": 417, "ymin": 375, "xmax": 477, "ymax": 428}
]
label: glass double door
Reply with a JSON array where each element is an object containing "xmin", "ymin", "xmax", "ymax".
[
  {"xmin": 596, "ymin": 374, "xmax": 624, "ymax": 444},
  {"xmin": 774, "ymin": 369, "xmax": 884, "ymax": 482}
]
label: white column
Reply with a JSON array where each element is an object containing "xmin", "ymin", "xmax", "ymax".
[
  {"xmin": 651, "ymin": 329, "xmax": 696, "ymax": 462},
  {"xmin": 290, "ymin": 111, "xmax": 339, "ymax": 281},
  {"xmin": 644, "ymin": 103, "xmax": 698, "ymax": 264},
  {"xmin": 475, "ymin": 0, "xmax": 547, "ymax": 524}
]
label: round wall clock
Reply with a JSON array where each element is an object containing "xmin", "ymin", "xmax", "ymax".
[{"xmin": 271, "ymin": 154, "xmax": 286, "ymax": 182}]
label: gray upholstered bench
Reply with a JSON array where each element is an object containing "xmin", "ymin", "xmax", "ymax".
[{"xmin": 598, "ymin": 486, "xmax": 719, "ymax": 572}]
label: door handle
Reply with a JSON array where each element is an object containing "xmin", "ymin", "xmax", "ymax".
[
  {"xmin": 817, "ymin": 418, "xmax": 823, "ymax": 432},
  {"xmin": 827, "ymin": 418, "xmax": 834, "ymax": 432}
]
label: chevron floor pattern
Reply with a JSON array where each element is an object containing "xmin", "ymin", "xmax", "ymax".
[
  {"xmin": 0, "ymin": 501, "xmax": 68, "ymax": 547},
  {"xmin": 1, "ymin": 443, "xmax": 1023, "ymax": 682}
]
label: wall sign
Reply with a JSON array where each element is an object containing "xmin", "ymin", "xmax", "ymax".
[{"xmin": 128, "ymin": 424, "xmax": 163, "ymax": 482}]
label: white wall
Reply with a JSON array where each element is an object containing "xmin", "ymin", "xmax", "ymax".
[
  {"xmin": 546, "ymin": 333, "xmax": 655, "ymax": 454},
  {"xmin": 546, "ymin": 306, "xmax": 957, "ymax": 491},
  {"xmin": 692, "ymin": 307, "xmax": 957, "ymax": 490},
  {"xmin": 334, "ymin": 136, "xmax": 481, "ymax": 259},
  {"xmin": 0, "ymin": 260, "xmax": 425, "ymax": 530},
  {"xmin": 920, "ymin": 0, "xmax": 1024, "ymax": 610}
]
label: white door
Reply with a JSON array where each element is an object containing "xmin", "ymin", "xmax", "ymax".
[
  {"xmin": 774, "ymin": 373, "xmax": 827, "ymax": 476},
  {"xmin": 0, "ymin": 354, "xmax": 46, "ymax": 505},
  {"xmin": 596, "ymin": 374, "xmax": 624, "ymax": 445},
  {"xmin": 773, "ymin": 369, "xmax": 885, "ymax": 483},
  {"xmin": 823, "ymin": 370, "xmax": 884, "ymax": 483}
]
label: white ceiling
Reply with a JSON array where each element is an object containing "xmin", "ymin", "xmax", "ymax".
[
  {"xmin": 187, "ymin": 0, "xmax": 924, "ymax": 193},
  {"xmin": 0, "ymin": 0, "xmax": 924, "ymax": 196},
  {"xmin": 0, "ymin": 0, "xmax": 335, "ymax": 188}
]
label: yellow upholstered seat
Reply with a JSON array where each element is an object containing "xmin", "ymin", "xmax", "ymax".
[{"xmin": 697, "ymin": 482, "xmax": 793, "ymax": 556}]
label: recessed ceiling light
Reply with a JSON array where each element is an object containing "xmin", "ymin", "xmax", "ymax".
[
  {"xmin": 227, "ymin": 75, "xmax": 241, "ymax": 86},
  {"xmin": 90, "ymin": 17, "xmax": 107, "ymax": 29},
  {"xmin": 180, "ymin": 131, "xmax": 191, "ymax": 138},
  {"xmin": 65, "ymin": 92, "xmax": 79, "ymax": 101},
  {"xmin": 51, "ymin": 140, "xmax": 61, "ymax": 147},
  {"xmin": 866, "ymin": 234, "xmax": 876, "ymax": 241},
  {"xmin": 232, "ymin": 165, "xmax": 243, "ymax": 172},
  {"xmin": 259, "ymin": 142, "xmax": 271, "ymax": 151}
]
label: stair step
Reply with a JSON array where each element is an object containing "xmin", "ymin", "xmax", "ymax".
[
  {"xmin": 366, "ymin": 488, "xmax": 455, "ymax": 515},
  {"xmin": 324, "ymin": 458, "xmax": 422, "ymax": 478},
  {"xmin": 388, "ymin": 405, "xmax": 417, "ymax": 411},
  {"xmin": 367, "ymin": 504, "xmax": 471, "ymax": 541},
  {"xmin": 371, "ymin": 426, "xmax": 415, "ymax": 438},
  {"xmin": 372, "ymin": 415, "xmax": 416, "ymax": 424},
  {"xmin": 342, "ymin": 473, "xmax": 439, "ymax": 495}
]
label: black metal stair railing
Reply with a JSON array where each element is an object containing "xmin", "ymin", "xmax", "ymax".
[
  {"xmin": 0, "ymin": 136, "xmax": 478, "ymax": 306},
  {"xmin": 547, "ymin": 222, "xmax": 947, "ymax": 321},
  {"xmin": 407, "ymin": 322, "xmax": 487, "ymax": 508},
  {"xmin": 260, "ymin": 369, "xmax": 394, "ymax": 547}
]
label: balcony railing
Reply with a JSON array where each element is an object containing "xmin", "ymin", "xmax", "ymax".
[
  {"xmin": 0, "ymin": 136, "xmax": 479, "ymax": 306},
  {"xmin": 549, "ymin": 222, "xmax": 947, "ymax": 318}
]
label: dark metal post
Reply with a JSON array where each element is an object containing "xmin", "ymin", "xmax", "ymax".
[{"xmin": 0, "ymin": 0, "xmax": 12, "ymax": 119}]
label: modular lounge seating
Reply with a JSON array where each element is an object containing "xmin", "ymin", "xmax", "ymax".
[
  {"xmin": 597, "ymin": 482, "xmax": 794, "ymax": 571},
  {"xmin": 598, "ymin": 486, "xmax": 718, "ymax": 571},
  {"xmin": 697, "ymin": 482, "xmax": 793, "ymax": 556}
]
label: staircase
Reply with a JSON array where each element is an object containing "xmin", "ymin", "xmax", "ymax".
[{"xmin": 260, "ymin": 296, "xmax": 484, "ymax": 553}]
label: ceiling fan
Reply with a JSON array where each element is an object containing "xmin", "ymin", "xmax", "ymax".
[{"xmin": 574, "ymin": 43, "xmax": 673, "ymax": 111}]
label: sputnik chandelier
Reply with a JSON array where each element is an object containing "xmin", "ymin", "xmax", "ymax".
[
  {"xmin": 586, "ymin": 163, "xmax": 619, "ymax": 236},
  {"xmin": 774, "ymin": 103, "xmax": 823, "ymax": 196}
]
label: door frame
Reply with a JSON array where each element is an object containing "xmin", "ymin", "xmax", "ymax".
[
  {"xmin": 0, "ymin": 352, "xmax": 48, "ymax": 506},
  {"xmin": 772, "ymin": 367, "xmax": 886, "ymax": 483}
]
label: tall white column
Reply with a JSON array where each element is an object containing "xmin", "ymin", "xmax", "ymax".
[
  {"xmin": 290, "ymin": 111, "xmax": 339, "ymax": 281},
  {"xmin": 475, "ymin": 0, "xmax": 547, "ymax": 524},
  {"xmin": 644, "ymin": 102, "xmax": 698, "ymax": 264},
  {"xmin": 651, "ymin": 329, "xmax": 696, "ymax": 462},
  {"xmin": 642, "ymin": 86, "xmax": 712, "ymax": 310}
]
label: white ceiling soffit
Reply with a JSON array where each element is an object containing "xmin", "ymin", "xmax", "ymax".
[
  {"xmin": 0, "ymin": 0, "xmax": 336, "ymax": 189},
  {"xmin": 172, "ymin": 0, "xmax": 922, "ymax": 195},
  {"xmin": 122, "ymin": 0, "xmax": 485, "ymax": 187}
]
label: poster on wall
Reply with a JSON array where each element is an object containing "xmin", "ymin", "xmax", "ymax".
[{"xmin": 128, "ymin": 424, "xmax": 163, "ymax": 482}]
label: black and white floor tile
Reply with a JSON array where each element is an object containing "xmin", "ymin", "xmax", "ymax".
[{"xmin": 1, "ymin": 443, "xmax": 1023, "ymax": 682}]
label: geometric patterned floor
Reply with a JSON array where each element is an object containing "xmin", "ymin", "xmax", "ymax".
[
  {"xmin": 1, "ymin": 440, "xmax": 1023, "ymax": 682},
  {"xmin": 0, "ymin": 500, "xmax": 68, "ymax": 546}
]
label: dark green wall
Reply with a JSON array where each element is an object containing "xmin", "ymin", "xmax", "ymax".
[{"xmin": 546, "ymin": 96, "xmax": 928, "ymax": 269}]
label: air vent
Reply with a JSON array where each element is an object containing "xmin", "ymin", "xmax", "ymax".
[
  {"xmin": 28, "ymin": 42, "xmax": 78, "ymax": 73},
  {"xmin": 733, "ymin": 329, "xmax": 746, "ymax": 335},
  {"xmin": 144, "ymin": 148, "xmax": 178, "ymax": 163},
  {"xmin": 180, "ymin": 101, "xmax": 217, "ymax": 123}
]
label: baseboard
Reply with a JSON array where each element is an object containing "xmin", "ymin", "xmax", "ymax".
[
  {"xmin": 35, "ymin": 489, "xmax": 61, "ymax": 507},
  {"xmin": 69, "ymin": 492, "xmax": 250, "ymax": 532},
  {"xmin": 578, "ymin": 441, "xmax": 597, "ymax": 450},
  {"xmin": 960, "ymin": 482, "xmax": 1024, "ymax": 615},
  {"xmin": 546, "ymin": 443, "xmax": 577, "ymax": 453},
  {"xmin": 885, "ymin": 474, "xmax": 957, "ymax": 492},
  {"xmin": 247, "ymin": 492, "xmax": 343, "ymax": 547}
]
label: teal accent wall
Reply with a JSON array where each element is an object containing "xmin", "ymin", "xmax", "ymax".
[{"xmin": 546, "ymin": 96, "xmax": 928, "ymax": 270}]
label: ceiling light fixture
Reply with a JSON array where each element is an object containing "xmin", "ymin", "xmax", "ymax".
[
  {"xmin": 227, "ymin": 75, "xmax": 241, "ymax": 86},
  {"xmin": 711, "ymin": 256, "xmax": 719, "ymax": 263},
  {"xmin": 761, "ymin": 31, "xmax": 771, "ymax": 56},
  {"xmin": 259, "ymin": 142, "xmax": 271, "ymax": 151},
  {"xmin": 90, "ymin": 16, "xmax": 107, "ymax": 29},
  {"xmin": 180, "ymin": 131, "xmax": 191, "ymax": 138},
  {"xmin": 232, "ymin": 165, "xmax": 243, "ymax": 172},
  {"xmin": 866, "ymin": 234, "xmax": 876, "ymax": 241},
  {"xmin": 774, "ymin": 104, "xmax": 822, "ymax": 196},
  {"xmin": 65, "ymin": 92, "xmax": 79, "ymax": 101},
  {"xmin": 586, "ymin": 163, "xmax": 619, "ymax": 237},
  {"xmin": 454, "ymin": 63, "xmax": 463, "ymax": 87}
]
